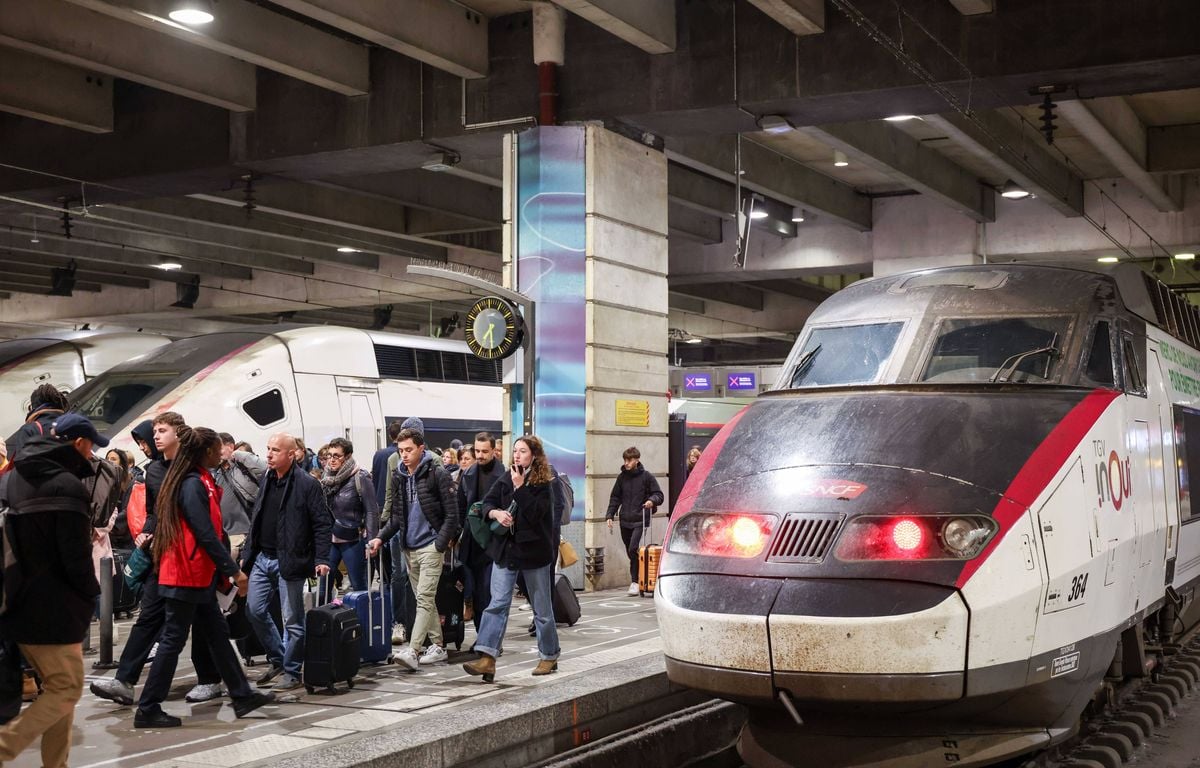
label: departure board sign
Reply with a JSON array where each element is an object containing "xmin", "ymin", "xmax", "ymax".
[
  {"xmin": 727, "ymin": 372, "xmax": 757, "ymax": 391},
  {"xmin": 684, "ymin": 373, "xmax": 712, "ymax": 391}
]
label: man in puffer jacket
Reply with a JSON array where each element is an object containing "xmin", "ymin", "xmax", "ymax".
[{"xmin": 605, "ymin": 446, "xmax": 664, "ymax": 596}]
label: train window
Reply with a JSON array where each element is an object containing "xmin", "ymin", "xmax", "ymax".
[
  {"xmin": 242, "ymin": 388, "xmax": 286, "ymax": 427},
  {"xmin": 921, "ymin": 316, "xmax": 1068, "ymax": 384},
  {"xmin": 1084, "ymin": 322, "xmax": 1116, "ymax": 387},
  {"xmin": 1121, "ymin": 334, "xmax": 1146, "ymax": 396},
  {"xmin": 415, "ymin": 348, "xmax": 443, "ymax": 380},
  {"xmin": 71, "ymin": 371, "xmax": 179, "ymax": 431},
  {"xmin": 442, "ymin": 351, "xmax": 469, "ymax": 384},
  {"xmin": 787, "ymin": 322, "xmax": 903, "ymax": 388},
  {"xmin": 1174, "ymin": 406, "xmax": 1200, "ymax": 524}
]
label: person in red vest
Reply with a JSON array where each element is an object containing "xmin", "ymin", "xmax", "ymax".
[{"xmin": 133, "ymin": 426, "xmax": 273, "ymax": 728}]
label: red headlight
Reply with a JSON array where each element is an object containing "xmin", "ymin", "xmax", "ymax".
[
  {"xmin": 666, "ymin": 512, "xmax": 775, "ymax": 559},
  {"xmin": 834, "ymin": 515, "xmax": 996, "ymax": 561}
]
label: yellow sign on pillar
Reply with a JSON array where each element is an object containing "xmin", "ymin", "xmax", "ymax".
[{"xmin": 615, "ymin": 399, "xmax": 651, "ymax": 427}]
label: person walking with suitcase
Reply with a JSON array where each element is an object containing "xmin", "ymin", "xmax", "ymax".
[
  {"xmin": 605, "ymin": 447, "xmax": 664, "ymax": 596},
  {"xmin": 320, "ymin": 438, "xmax": 379, "ymax": 602},
  {"xmin": 461, "ymin": 435, "xmax": 560, "ymax": 682}
]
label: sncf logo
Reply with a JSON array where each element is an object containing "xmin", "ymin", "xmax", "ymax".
[{"xmin": 796, "ymin": 480, "xmax": 868, "ymax": 500}]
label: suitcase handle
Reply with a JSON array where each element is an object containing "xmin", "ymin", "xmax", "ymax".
[{"xmin": 366, "ymin": 553, "xmax": 385, "ymax": 649}]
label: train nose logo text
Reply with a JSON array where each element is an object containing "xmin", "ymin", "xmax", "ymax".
[{"xmin": 1093, "ymin": 440, "xmax": 1131, "ymax": 511}]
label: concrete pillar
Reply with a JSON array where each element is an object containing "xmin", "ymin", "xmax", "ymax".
[{"xmin": 503, "ymin": 125, "xmax": 669, "ymax": 591}]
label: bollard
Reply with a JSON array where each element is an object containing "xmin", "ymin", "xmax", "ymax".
[{"xmin": 93, "ymin": 555, "xmax": 118, "ymax": 670}]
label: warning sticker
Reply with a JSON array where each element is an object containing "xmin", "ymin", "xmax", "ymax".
[{"xmin": 1051, "ymin": 651, "xmax": 1080, "ymax": 678}]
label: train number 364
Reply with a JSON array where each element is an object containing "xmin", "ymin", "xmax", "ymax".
[{"xmin": 1068, "ymin": 573, "xmax": 1089, "ymax": 602}]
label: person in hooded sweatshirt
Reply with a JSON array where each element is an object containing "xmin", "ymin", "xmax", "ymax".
[
  {"xmin": 605, "ymin": 446, "xmax": 665, "ymax": 596},
  {"xmin": 368, "ymin": 426, "xmax": 460, "ymax": 671},
  {"xmin": 5, "ymin": 384, "xmax": 70, "ymax": 462},
  {"xmin": 0, "ymin": 414, "xmax": 102, "ymax": 768}
]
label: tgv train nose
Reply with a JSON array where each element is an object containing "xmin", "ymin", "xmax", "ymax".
[{"xmin": 658, "ymin": 574, "xmax": 969, "ymax": 710}]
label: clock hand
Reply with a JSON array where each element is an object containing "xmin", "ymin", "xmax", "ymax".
[{"xmin": 483, "ymin": 322, "xmax": 496, "ymax": 346}]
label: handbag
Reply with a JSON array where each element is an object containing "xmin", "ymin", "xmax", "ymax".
[
  {"xmin": 122, "ymin": 546, "xmax": 152, "ymax": 592},
  {"xmin": 559, "ymin": 539, "xmax": 579, "ymax": 568}
]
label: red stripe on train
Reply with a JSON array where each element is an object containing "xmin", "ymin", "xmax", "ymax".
[
  {"xmin": 664, "ymin": 405, "xmax": 749, "ymax": 544},
  {"xmin": 956, "ymin": 388, "xmax": 1121, "ymax": 588}
]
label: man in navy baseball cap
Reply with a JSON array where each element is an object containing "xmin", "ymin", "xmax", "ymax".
[{"xmin": 50, "ymin": 413, "xmax": 110, "ymax": 451}]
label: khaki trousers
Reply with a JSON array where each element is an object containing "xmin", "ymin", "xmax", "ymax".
[
  {"xmin": 0, "ymin": 642, "xmax": 83, "ymax": 768},
  {"xmin": 405, "ymin": 542, "xmax": 444, "ymax": 650}
]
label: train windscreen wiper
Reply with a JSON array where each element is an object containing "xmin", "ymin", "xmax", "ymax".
[
  {"xmin": 789, "ymin": 344, "xmax": 822, "ymax": 387},
  {"xmin": 989, "ymin": 338, "xmax": 1059, "ymax": 384}
]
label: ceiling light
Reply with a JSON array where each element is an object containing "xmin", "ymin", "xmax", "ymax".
[
  {"xmin": 337, "ymin": 247, "xmax": 360, "ymax": 254},
  {"xmin": 156, "ymin": 261, "xmax": 183, "ymax": 271},
  {"xmin": 757, "ymin": 115, "xmax": 794, "ymax": 134},
  {"xmin": 791, "ymin": 208, "xmax": 806, "ymax": 223},
  {"xmin": 168, "ymin": 0, "xmax": 214, "ymax": 25},
  {"xmin": 422, "ymin": 151, "xmax": 460, "ymax": 172},
  {"xmin": 1000, "ymin": 179, "xmax": 1031, "ymax": 199},
  {"xmin": 749, "ymin": 209, "xmax": 769, "ymax": 220},
  {"xmin": 884, "ymin": 114, "xmax": 920, "ymax": 122},
  {"xmin": 833, "ymin": 150, "xmax": 849, "ymax": 167},
  {"xmin": 1175, "ymin": 252, "xmax": 1196, "ymax": 261},
  {"xmin": 1097, "ymin": 256, "xmax": 1120, "ymax": 264},
  {"xmin": 686, "ymin": 336, "xmax": 703, "ymax": 344}
]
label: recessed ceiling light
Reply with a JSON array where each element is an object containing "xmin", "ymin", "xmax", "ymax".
[
  {"xmin": 884, "ymin": 114, "xmax": 920, "ymax": 122},
  {"xmin": 1000, "ymin": 179, "xmax": 1031, "ymax": 199},
  {"xmin": 833, "ymin": 150, "xmax": 849, "ymax": 168},
  {"xmin": 1097, "ymin": 256, "xmax": 1119, "ymax": 264},
  {"xmin": 757, "ymin": 115, "xmax": 794, "ymax": 134},
  {"xmin": 749, "ymin": 209, "xmax": 769, "ymax": 220},
  {"xmin": 337, "ymin": 247, "xmax": 360, "ymax": 253},
  {"xmin": 167, "ymin": 0, "xmax": 214, "ymax": 25},
  {"xmin": 157, "ymin": 261, "xmax": 183, "ymax": 271},
  {"xmin": 791, "ymin": 208, "xmax": 806, "ymax": 223},
  {"xmin": 1175, "ymin": 252, "xmax": 1196, "ymax": 261}
]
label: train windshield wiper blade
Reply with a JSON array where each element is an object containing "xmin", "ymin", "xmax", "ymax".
[
  {"xmin": 790, "ymin": 344, "xmax": 822, "ymax": 386},
  {"xmin": 989, "ymin": 345, "xmax": 1059, "ymax": 384}
]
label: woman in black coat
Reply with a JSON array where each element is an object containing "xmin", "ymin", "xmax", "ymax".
[{"xmin": 462, "ymin": 435, "xmax": 560, "ymax": 682}]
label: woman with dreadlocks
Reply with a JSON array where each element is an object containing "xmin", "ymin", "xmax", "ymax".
[
  {"xmin": 134, "ymin": 426, "xmax": 274, "ymax": 729},
  {"xmin": 5, "ymin": 383, "xmax": 70, "ymax": 462}
]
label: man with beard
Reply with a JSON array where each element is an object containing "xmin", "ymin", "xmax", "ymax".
[{"xmin": 456, "ymin": 432, "xmax": 506, "ymax": 631}]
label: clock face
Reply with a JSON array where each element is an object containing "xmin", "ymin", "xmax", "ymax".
[{"xmin": 465, "ymin": 296, "xmax": 525, "ymax": 360}]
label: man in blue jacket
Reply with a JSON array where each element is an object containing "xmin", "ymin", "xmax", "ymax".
[{"xmin": 242, "ymin": 433, "xmax": 333, "ymax": 692}]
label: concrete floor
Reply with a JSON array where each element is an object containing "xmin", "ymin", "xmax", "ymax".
[{"xmin": 10, "ymin": 588, "xmax": 660, "ymax": 768}]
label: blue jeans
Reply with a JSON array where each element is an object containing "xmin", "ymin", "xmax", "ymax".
[
  {"xmin": 324, "ymin": 540, "xmax": 367, "ymax": 601},
  {"xmin": 475, "ymin": 562, "xmax": 559, "ymax": 662},
  {"xmin": 247, "ymin": 555, "xmax": 306, "ymax": 681}
]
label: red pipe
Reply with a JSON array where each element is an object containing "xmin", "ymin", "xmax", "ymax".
[{"xmin": 538, "ymin": 61, "xmax": 558, "ymax": 126}]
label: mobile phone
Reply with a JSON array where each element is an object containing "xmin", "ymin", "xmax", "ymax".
[{"xmin": 516, "ymin": 464, "xmax": 526, "ymax": 475}]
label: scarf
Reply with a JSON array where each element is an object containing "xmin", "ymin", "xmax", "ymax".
[{"xmin": 320, "ymin": 456, "xmax": 358, "ymax": 494}]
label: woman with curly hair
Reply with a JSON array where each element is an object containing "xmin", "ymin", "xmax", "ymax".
[
  {"xmin": 135, "ymin": 426, "xmax": 273, "ymax": 728},
  {"xmin": 463, "ymin": 435, "xmax": 560, "ymax": 682}
]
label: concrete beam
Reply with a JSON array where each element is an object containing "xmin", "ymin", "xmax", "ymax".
[
  {"xmin": 801, "ymin": 121, "xmax": 995, "ymax": 223},
  {"xmin": 62, "ymin": 0, "xmax": 369, "ymax": 96},
  {"xmin": 0, "ymin": 276, "xmax": 102, "ymax": 293},
  {"xmin": 0, "ymin": 0, "xmax": 256, "ymax": 112},
  {"xmin": 268, "ymin": 0, "xmax": 488, "ymax": 79},
  {"xmin": 745, "ymin": 279, "xmax": 833, "ymax": 304},
  {"xmin": 672, "ymin": 283, "xmax": 764, "ymax": 311},
  {"xmin": 315, "ymin": 171, "xmax": 502, "ymax": 229},
  {"xmin": 668, "ymin": 136, "xmax": 872, "ymax": 231},
  {"xmin": 745, "ymin": 0, "xmax": 824, "ymax": 37},
  {"xmin": 0, "ymin": 245, "xmax": 197, "ymax": 285},
  {"xmin": 948, "ymin": 0, "xmax": 993, "ymax": 14},
  {"xmin": 1148, "ymin": 123, "xmax": 1200, "ymax": 173},
  {"xmin": 550, "ymin": 0, "xmax": 676, "ymax": 53},
  {"xmin": 0, "ymin": 46, "xmax": 112, "ymax": 133},
  {"xmin": 668, "ymin": 164, "xmax": 734, "ymax": 220},
  {"xmin": 1058, "ymin": 99, "xmax": 1182, "ymax": 213},
  {"xmin": 667, "ymin": 293, "xmax": 706, "ymax": 314},
  {"xmin": 922, "ymin": 111, "xmax": 1084, "ymax": 218},
  {"xmin": 0, "ymin": 257, "xmax": 151, "ymax": 289},
  {"xmin": 667, "ymin": 203, "xmax": 722, "ymax": 245}
]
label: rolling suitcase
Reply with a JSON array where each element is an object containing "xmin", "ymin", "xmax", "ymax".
[
  {"xmin": 638, "ymin": 517, "xmax": 661, "ymax": 597},
  {"xmin": 551, "ymin": 573, "xmax": 581, "ymax": 626},
  {"xmin": 303, "ymin": 576, "xmax": 361, "ymax": 694},
  {"xmin": 343, "ymin": 556, "xmax": 392, "ymax": 664},
  {"xmin": 435, "ymin": 555, "xmax": 466, "ymax": 651}
]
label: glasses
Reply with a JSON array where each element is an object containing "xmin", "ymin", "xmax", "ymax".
[{"xmin": 327, "ymin": 453, "xmax": 345, "ymax": 461}]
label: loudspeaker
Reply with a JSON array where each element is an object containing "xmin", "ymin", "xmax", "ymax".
[
  {"xmin": 172, "ymin": 276, "xmax": 200, "ymax": 309},
  {"xmin": 49, "ymin": 262, "xmax": 77, "ymax": 296}
]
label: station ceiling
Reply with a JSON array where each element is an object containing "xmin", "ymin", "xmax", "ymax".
[{"xmin": 0, "ymin": 0, "xmax": 1198, "ymax": 363}]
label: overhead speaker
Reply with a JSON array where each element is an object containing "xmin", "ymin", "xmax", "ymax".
[
  {"xmin": 172, "ymin": 276, "xmax": 200, "ymax": 309},
  {"xmin": 48, "ymin": 261, "xmax": 77, "ymax": 297}
]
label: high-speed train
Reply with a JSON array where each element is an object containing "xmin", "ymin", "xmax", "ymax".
[
  {"xmin": 657, "ymin": 263, "xmax": 1200, "ymax": 767},
  {"xmin": 68, "ymin": 326, "xmax": 503, "ymax": 458},
  {"xmin": 0, "ymin": 331, "xmax": 170, "ymax": 436}
]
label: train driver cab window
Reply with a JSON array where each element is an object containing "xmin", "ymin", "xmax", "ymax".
[
  {"xmin": 786, "ymin": 322, "xmax": 903, "ymax": 388},
  {"xmin": 1121, "ymin": 333, "xmax": 1146, "ymax": 396},
  {"xmin": 1083, "ymin": 321, "xmax": 1116, "ymax": 388},
  {"xmin": 921, "ymin": 316, "xmax": 1069, "ymax": 384},
  {"xmin": 242, "ymin": 388, "xmax": 286, "ymax": 427},
  {"xmin": 1173, "ymin": 405, "xmax": 1200, "ymax": 524}
]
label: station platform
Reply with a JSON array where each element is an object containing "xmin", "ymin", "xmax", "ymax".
[{"xmin": 20, "ymin": 588, "xmax": 676, "ymax": 768}]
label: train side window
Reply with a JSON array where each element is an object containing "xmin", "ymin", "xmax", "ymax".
[
  {"xmin": 243, "ymin": 388, "xmax": 286, "ymax": 427},
  {"xmin": 1173, "ymin": 405, "xmax": 1200, "ymax": 524},
  {"xmin": 1121, "ymin": 334, "xmax": 1146, "ymax": 396},
  {"xmin": 1084, "ymin": 321, "xmax": 1115, "ymax": 387}
]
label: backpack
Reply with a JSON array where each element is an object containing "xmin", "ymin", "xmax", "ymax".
[
  {"xmin": 86, "ymin": 459, "xmax": 121, "ymax": 529},
  {"xmin": 551, "ymin": 469, "xmax": 575, "ymax": 526},
  {"xmin": 0, "ymin": 496, "xmax": 88, "ymax": 616}
]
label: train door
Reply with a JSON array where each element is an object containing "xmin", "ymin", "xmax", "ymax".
[
  {"xmin": 1147, "ymin": 347, "xmax": 1179, "ymax": 569},
  {"xmin": 337, "ymin": 387, "xmax": 383, "ymax": 454}
]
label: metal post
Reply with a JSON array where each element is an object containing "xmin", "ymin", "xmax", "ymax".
[{"xmin": 93, "ymin": 555, "xmax": 117, "ymax": 670}]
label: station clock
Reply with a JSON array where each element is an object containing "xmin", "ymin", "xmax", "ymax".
[{"xmin": 465, "ymin": 296, "xmax": 525, "ymax": 360}]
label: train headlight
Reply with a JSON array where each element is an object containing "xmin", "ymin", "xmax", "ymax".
[
  {"xmin": 834, "ymin": 515, "xmax": 996, "ymax": 561},
  {"xmin": 666, "ymin": 512, "xmax": 776, "ymax": 559}
]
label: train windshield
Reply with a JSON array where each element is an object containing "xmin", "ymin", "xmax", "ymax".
[
  {"xmin": 72, "ymin": 372, "xmax": 180, "ymax": 431},
  {"xmin": 921, "ymin": 316, "xmax": 1069, "ymax": 384},
  {"xmin": 787, "ymin": 322, "xmax": 904, "ymax": 388}
]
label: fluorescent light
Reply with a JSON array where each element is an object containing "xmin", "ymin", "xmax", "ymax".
[
  {"xmin": 884, "ymin": 114, "xmax": 920, "ymax": 122},
  {"xmin": 1000, "ymin": 179, "xmax": 1031, "ymax": 199},
  {"xmin": 1176, "ymin": 252, "xmax": 1196, "ymax": 261},
  {"xmin": 833, "ymin": 150, "xmax": 849, "ymax": 167},
  {"xmin": 757, "ymin": 115, "xmax": 794, "ymax": 134},
  {"xmin": 791, "ymin": 208, "xmax": 806, "ymax": 223},
  {"xmin": 685, "ymin": 337, "xmax": 703, "ymax": 344},
  {"xmin": 337, "ymin": 247, "xmax": 360, "ymax": 253},
  {"xmin": 168, "ymin": 0, "xmax": 214, "ymax": 24},
  {"xmin": 157, "ymin": 261, "xmax": 183, "ymax": 271},
  {"xmin": 422, "ymin": 151, "xmax": 459, "ymax": 172},
  {"xmin": 749, "ymin": 209, "xmax": 769, "ymax": 220},
  {"xmin": 1097, "ymin": 256, "xmax": 1119, "ymax": 264}
]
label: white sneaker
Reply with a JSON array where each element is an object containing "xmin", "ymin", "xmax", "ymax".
[
  {"xmin": 391, "ymin": 625, "xmax": 406, "ymax": 645},
  {"xmin": 418, "ymin": 644, "xmax": 447, "ymax": 665},
  {"xmin": 185, "ymin": 683, "xmax": 225, "ymax": 703},
  {"xmin": 628, "ymin": 582, "xmax": 639, "ymax": 596},
  {"xmin": 394, "ymin": 646, "xmax": 419, "ymax": 671}
]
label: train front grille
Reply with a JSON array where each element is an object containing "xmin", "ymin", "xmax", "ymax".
[{"xmin": 767, "ymin": 513, "xmax": 844, "ymax": 563}]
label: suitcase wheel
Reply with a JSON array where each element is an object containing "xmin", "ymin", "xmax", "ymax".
[
  {"xmin": 306, "ymin": 685, "xmax": 315, "ymax": 694},
  {"xmin": 325, "ymin": 685, "xmax": 337, "ymax": 694},
  {"xmin": 347, "ymin": 678, "xmax": 355, "ymax": 690}
]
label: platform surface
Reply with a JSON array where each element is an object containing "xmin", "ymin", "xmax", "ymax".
[{"xmin": 11, "ymin": 588, "xmax": 660, "ymax": 768}]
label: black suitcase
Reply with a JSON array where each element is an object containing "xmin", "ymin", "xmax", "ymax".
[
  {"xmin": 303, "ymin": 603, "xmax": 361, "ymax": 694},
  {"xmin": 395, "ymin": 570, "xmax": 418, "ymax": 642},
  {"xmin": 436, "ymin": 564, "xmax": 466, "ymax": 650},
  {"xmin": 552, "ymin": 573, "xmax": 581, "ymax": 626},
  {"xmin": 110, "ymin": 549, "xmax": 141, "ymax": 618}
]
